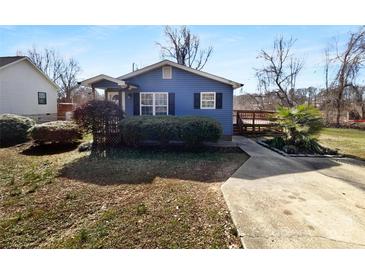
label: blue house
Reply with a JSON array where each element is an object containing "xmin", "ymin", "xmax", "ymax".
[{"xmin": 80, "ymin": 60, "xmax": 243, "ymax": 139}]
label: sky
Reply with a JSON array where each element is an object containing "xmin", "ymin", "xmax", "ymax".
[{"xmin": 0, "ymin": 25, "xmax": 363, "ymax": 94}]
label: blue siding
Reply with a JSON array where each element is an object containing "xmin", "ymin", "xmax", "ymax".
[
  {"xmin": 124, "ymin": 66, "xmax": 233, "ymax": 135},
  {"xmin": 125, "ymin": 91, "xmax": 134, "ymax": 116}
]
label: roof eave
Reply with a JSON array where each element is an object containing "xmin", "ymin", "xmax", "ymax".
[
  {"xmin": 80, "ymin": 74, "xmax": 140, "ymax": 89},
  {"xmin": 0, "ymin": 57, "xmax": 60, "ymax": 90},
  {"xmin": 24, "ymin": 58, "xmax": 60, "ymax": 90},
  {"xmin": 118, "ymin": 60, "xmax": 243, "ymax": 89}
]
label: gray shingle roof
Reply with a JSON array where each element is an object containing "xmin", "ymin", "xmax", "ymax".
[{"xmin": 0, "ymin": 56, "xmax": 26, "ymax": 68}]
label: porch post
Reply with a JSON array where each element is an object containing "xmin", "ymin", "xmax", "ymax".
[
  {"xmin": 119, "ymin": 90, "xmax": 122, "ymax": 109},
  {"xmin": 104, "ymin": 89, "xmax": 108, "ymax": 101},
  {"xmin": 92, "ymin": 85, "xmax": 96, "ymax": 99}
]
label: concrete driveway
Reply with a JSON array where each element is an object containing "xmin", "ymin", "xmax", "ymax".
[{"xmin": 222, "ymin": 136, "xmax": 365, "ymax": 248}]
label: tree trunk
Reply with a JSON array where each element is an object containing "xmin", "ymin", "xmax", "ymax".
[
  {"xmin": 336, "ymin": 99, "xmax": 341, "ymax": 126},
  {"xmin": 65, "ymin": 89, "xmax": 72, "ymax": 103}
]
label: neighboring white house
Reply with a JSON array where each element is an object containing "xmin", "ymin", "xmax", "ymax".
[{"xmin": 0, "ymin": 56, "xmax": 59, "ymax": 122}]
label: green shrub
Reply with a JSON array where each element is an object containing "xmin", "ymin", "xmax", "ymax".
[
  {"xmin": 179, "ymin": 116, "xmax": 222, "ymax": 147},
  {"xmin": 29, "ymin": 121, "xmax": 82, "ymax": 144},
  {"xmin": 267, "ymin": 134, "xmax": 336, "ymax": 154},
  {"xmin": 120, "ymin": 116, "xmax": 222, "ymax": 147},
  {"xmin": 266, "ymin": 105, "xmax": 335, "ymax": 154},
  {"xmin": 0, "ymin": 114, "xmax": 35, "ymax": 147},
  {"xmin": 268, "ymin": 136, "xmax": 286, "ymax": 150},
  {"xmin": 120, "ymin": 116, "xmax": 179, "ymax": 146},
  {"xmin": 275, "ymin": 104, "xmax": 323, "ymax": 143}
]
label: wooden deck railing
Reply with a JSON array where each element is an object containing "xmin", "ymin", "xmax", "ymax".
[{"xmin": 234, "ymin": 110, "xmax": 282, "ymax": 135}]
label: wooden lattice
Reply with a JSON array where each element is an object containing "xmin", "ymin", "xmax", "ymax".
[{"xmin": 92, "ymin": 114, "xmax": 122, "ymax": 146}]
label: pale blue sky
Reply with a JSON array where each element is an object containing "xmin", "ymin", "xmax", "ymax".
[{"xmin": 0, "ymin": 25, "xmax": 362, "ymax": 94}]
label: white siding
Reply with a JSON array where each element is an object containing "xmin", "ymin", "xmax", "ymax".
[{"xmin": 0, "ymin": 60, "xmax": 58, "ymax": 115}]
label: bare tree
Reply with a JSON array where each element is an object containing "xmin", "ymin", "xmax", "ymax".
[
  {"xmin": 326, "ymin": 26, "xmax": 365, "ymax": 126},
  {"xmin": 255, "ymin": 36, "xmax": 304, "ymax": 107},
  {"xmin": 21, "ymin": 47, "xmax": 81, "ymax": 101},
  {"xmin": 58, "ymin": 58, "xmax": 81, "ymax": 100},
  {"xmin": 157, "ymin": 26, "xmax": 213, "ymax": 70}
]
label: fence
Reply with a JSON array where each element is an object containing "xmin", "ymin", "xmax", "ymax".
[{"xmin": 57, "ymin": 103, "xmax": 76, "ymax": 120}]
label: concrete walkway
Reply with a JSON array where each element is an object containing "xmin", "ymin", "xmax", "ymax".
[{"xmin": 222, "ymin": 136, "xmax": 365, "ymax": 248}]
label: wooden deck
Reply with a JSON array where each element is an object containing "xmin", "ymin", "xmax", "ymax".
[{"xmin": 233, "ymin": 110, "xmax": 282, "ymax": 136}]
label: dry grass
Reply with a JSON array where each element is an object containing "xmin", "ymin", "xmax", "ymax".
[
  {"xmin": 0, "ymin": 143, "xmax": 248, "ymax": 248},
  {"xmin": 318, "ymin": 128, "xmax": 365, "ymax": 160}
]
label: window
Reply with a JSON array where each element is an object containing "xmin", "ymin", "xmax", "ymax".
[
  {"xmin": 140, "ymin": 93, "xmax": 153, "ymax": 115},
  {"xmin": 140, "ymin": 92, "xmax": 168, "ymax": 115},
  {"xmin": 200, "ymin": 92, "xmax": 216, "ymax": 109},
  {"xmin": 162, "ymin": 66, "xmax": 172, "ymax": 79},
  {"xmin": 38, "ymin": 92, "xmax": 47, "ymax": 105}
]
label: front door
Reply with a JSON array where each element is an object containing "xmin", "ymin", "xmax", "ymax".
[{"xmin": 106, "ymin": 91, "xmax": 125, "ymax": 111}]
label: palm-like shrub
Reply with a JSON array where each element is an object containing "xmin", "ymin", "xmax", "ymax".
[
  {"xmin": 275, "ymin": 104, "xmax": 323, "ymax": 144},
  {"xmin": 269, "ymin": 105, "xmax": 328, "ymax": 154}
]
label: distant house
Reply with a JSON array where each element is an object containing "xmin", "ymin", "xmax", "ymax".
[
  {"xmin": 0, "ymin": 56, "xmax": 59, "ymax": 122},
  {"xmin": 80, "ymin": 60, "xmax": 243, "ymax": 139}
]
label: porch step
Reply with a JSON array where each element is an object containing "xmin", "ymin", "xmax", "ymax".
[{"xmin": 233, "ymin": 124, "xmax": 240, "ymax": 135}]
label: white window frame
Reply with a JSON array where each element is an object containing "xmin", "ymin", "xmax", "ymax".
[
  {"xmin": 140, "ymin": 92, "xmax": 169, "ymax": 116},
  {"xmin": 200, "ymin": 92, "xmax": 216, "ymax": 109},
  {"xmin": 162, "ymin": 66, "xmax": 172, "ymax": 79}
]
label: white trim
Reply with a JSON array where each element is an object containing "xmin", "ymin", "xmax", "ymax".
[
  {"xmin": 200, "ymin": 92, "xmax": 216, "ymax": 109},
  {"xmin": 122, "ymin": 92, "xmax": 126, "ymax": 112},
  {"xmin": 162, "ymin": 66, "xmax": 172, "ymax": 79},
  {"xmin": 80, "ymin": 74, "xmax": 128, "ymax": 87},
  {"xmin": 118, "ymin": 60, "xmax": 243, "ymax": 89},
  {"xmin": 140, "ymin": 92, "xmax": 169, "ymax": 116},
  {"xmin": 0, "ymin": 57, "xmax": 60, "ymax": 90}
]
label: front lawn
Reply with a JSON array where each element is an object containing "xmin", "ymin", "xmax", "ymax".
[
  {"xmin": 317, "ymin": 128, "xmax": 365, "ymax": 160},
  {"xmin": 0, "ymin": 143, "xmax": 247, "ymax": 248}
]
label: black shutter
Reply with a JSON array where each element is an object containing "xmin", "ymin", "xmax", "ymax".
[
  {"xmin": 216, "ymin": 93, "xmax": 223, "ymax": 109},
  {"xmin": 194, "ymin": 93, "xmax": 200, "ymax": 109},
  {"xmin": 133, "ymin": 93, "xmax": 140, "ymax": 115},
  {"xmin": 168, "ymin": 93, "xmax": 175, "ymax": 115}
]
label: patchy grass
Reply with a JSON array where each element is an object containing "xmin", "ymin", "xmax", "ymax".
[
  {"xmin": 0, "ymin": 143, "xmax": 247, "ymax": 248},
  {"xmin": 317, "ymin": 128, "xmax": 365, "ymax": 160}
]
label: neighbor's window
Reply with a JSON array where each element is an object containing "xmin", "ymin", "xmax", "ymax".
[
  {"xmin": 162, "ymin": 66, "xmax": 172, "ymax": 79},
  {"xmin": 200, "ymin": 92, "xmax": 216, "ymax": 109},
  {"xmin": 38, "ymin": 92, "xmax": 47, "ymax": 105},
  {"xmin": 140, "ymin": 92, "xmax": 168, "ymax": 115}
]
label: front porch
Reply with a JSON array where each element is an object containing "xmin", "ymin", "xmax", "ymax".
[{"xmin": 79, "ymin": 74, "xmax": 138, "ymax": 114}]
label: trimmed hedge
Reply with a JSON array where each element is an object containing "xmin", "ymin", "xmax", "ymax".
[
  {"xmin": 120, "ymin": 116, "xmax": 222, "ymax": 147},
  {"xmin": 179, "ymin": 116, "xmax": 223, "ymax": 146},
  {"xmin": 29, "ymin": 121, "xmax": 82, "ymax": 144},
  {"xmin": 0, "ymin": 114, "xmax": 35, "ymax": 147}
]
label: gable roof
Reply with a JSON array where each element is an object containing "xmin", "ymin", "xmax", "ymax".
[
  {"xmin": 79, "ymin": 74, "xmax": 138, "ymax": 90},
  {"xmin": 80, "ymin": 74, "xmax": 128, "ymax": 87},
  {"xmin": 118, "ymin": 60, "xmax": 243, "ymax": 89},
  {"xmin": 0, "ymin": 56, "xmax": 60, "ymax": 90}
]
